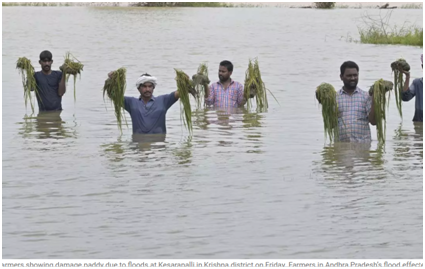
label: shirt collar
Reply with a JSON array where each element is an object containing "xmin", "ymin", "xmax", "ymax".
[
  {"xmin": 217, "ymin": 79, "xmax": 234, "ymax": 86},
  {"xmin": 139, "ymin": 95, "xmax": 156, "ymax": 102},
  {"xmin": 339, "ymin": 87, "xmax": 360, "ymax": 95}
]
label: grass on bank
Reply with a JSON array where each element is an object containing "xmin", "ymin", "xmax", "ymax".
[
  {"xmin": 359, "ymin": 26, "xmax": 423, "ymax": 46},
  {"xmin": 357, "ymin": 11, "xmax": 423, "ymax": 47}
]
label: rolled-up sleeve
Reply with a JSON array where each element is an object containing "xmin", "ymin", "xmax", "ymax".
[
  {"xmin": 402, "ymin": 83, "xmax": 416, "ymax": 102},
  {"xmin": 205, "ymin": 85, "xmax": 215, "ymax": 106}
]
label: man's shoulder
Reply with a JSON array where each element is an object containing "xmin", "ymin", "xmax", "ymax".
[{"xmin": 413, "ymin": 78, "xmax": 423, "ymax": 85}]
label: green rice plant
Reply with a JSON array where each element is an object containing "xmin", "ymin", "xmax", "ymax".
[
  {"xmin": 390, "ymin": 58, "xmax": 410, "ymax": 118},
  {"xmin": 174, "ymin": 69, "xmax": 193, "ymax": 133},
  {"xmin": 103, "ymin": 68, "xmax": 127, "ymax": 132},
  {"xmin": 60, "ymin": 52, "xmax": 84, "ymax": 101},
  {"xmin": 191, "ymin": 63, "xmax": 210, "ymax": 108},
  {"xmin": 244, "ymin": 59, "xmax": 278, "ymax": 112},
  {"xmin": 315, "ymin": 83, "xmax": 338, "ymax": 142},
  {"xmin": 16, "ymin": 57, "xmax": 39, "ymax": 113},
  {"xmin": 370, "ymin": 79, "xmax": 393, "ymax": 144}
]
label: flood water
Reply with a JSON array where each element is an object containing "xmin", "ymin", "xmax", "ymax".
[{"xmin": 2, "ymin": 7, "xmax": 423, "ymax": 259}]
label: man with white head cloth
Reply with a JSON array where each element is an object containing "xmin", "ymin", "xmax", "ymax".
[{"xmin": 109, "ymin": 73, "xmax": 180, "ymax": 134}]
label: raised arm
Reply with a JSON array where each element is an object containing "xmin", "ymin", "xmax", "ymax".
[{"xmin": 401, "ymin": 71, "xmax": 416, "ymax": 102}]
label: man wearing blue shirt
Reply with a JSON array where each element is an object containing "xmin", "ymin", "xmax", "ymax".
[
  {"xmin": 402, "ymin": 54, "xmax": 423, "ymax": 122},
  {"xmin": 33, "ymin": 50, "xmax": 66, "ymax": 111},
  {"xmin": 109, "ymin": 73, "xmax": 180, "ymax": 134}
]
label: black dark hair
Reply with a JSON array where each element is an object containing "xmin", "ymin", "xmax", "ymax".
[
  {"xmin": 39, "ymin": 50, "xmax": 52, "ymax": 60},
  {"xmin": 219, "ymin": 60, "xmax": 233, "ymax": 72},
  {"xmin": 340, "ymin": 61, "xmax": 359, "ymax": 75},
  {"xmin": 141, "ymin": 73, "xmax": 151, "ymax": 77}
]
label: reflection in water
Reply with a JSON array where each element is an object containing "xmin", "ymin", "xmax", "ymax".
[
  {"xmin": 393, "ymin": 122, "xmax": 423, "ymax": 166},
  {"xmin": 192, "ymin": 107, "xmax": 264, "ymax": 153},
  {"xmin": 316, "ymin": 142, "xmax": 386, "ymax": 181},
  {"xmin": 18, "ymin": 111, "xmax": 75, "ymax": 140}
]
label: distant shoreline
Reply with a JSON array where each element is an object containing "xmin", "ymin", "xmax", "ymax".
[{"xmin": 2, "ymin": 2, "xmax": 423, "ymax": 9}]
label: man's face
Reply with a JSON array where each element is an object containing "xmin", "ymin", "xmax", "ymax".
[
  {"xmin": 138, "ymin": 82, "xmax": 155, "ymax": 99},
  {"xmin": 39, "ymin": 59, "xmax": 53, "ymax": 72},
  {"xmin": 218, "ymin": 65, "xmax": 232, "ymax": 82},
  {"xmin": 340, "ymin": 67, "xmax": 359, "ymax": 90}
]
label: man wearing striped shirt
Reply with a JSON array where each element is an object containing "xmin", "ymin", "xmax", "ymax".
[
  {"xmin": 205, "ymin": 60, "xmax": 247, "ymax": 108},
  {"xmin": 336, "ymin": 61, "xmax": 377, "ymax": 142}
]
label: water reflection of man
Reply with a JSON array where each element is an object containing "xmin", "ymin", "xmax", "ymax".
[
  {"xmin": 318, "ymin": 142, "xmax": 384, "ymax": 180},
  {"xmin": 21, "ymin": 111, "xmax": 71, "ymax": 139}
]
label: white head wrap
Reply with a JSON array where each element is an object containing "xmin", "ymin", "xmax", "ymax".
[{"xmin": 136, "ymin": 75, "xmax": 158, "ymax": 88}]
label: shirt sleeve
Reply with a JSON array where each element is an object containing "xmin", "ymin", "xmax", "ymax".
[
  {"xmin": 205, "ymin": 84, "xmax": 215, "ymax": 106},
  {"xmin": 402, "ymin": 82, "xmax": 416, "ymax": 102},
  {"xmin": 164, "ymin": 92, "xmax": 178, "ymax": 110},
  {"xmin": 124, "ymin": 96, "xmax": 132, "ymax": 112},
  {"xmin": 237, "ymin": 83, "xmax": 245, "ymax": 106}
]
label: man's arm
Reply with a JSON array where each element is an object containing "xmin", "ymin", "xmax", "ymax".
[
  {"xmin": 205, "ymin": 84, "xmax": 214, "ymax": 106},
  {"xmin": 237, "ymin": 83, "xmax": 247, "ymax": 107},
  {"xmin": 58, "ymin": 71, "xmax": 66, "ymax": 97},
  {"xmin": 367, "ymin": 94, "xmax": 376, "ymax": 126},
  {"xmin": 401, "ymin": 72, "xmax": 416, "ymax": 102},
  {"xmin": 174, "ymin": 90, "xmax": 180, "ymax": 100}
]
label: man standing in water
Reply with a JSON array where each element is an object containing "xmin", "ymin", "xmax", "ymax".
[
  {"xmin": 33, "ymin": 50, "xmax": 66, "ymax": 111},
  {"xmin": 402, "ymin": 54, "xmax": 423, "ymax": 122},
  {"xmin": 318, "ymin": 61, "xmax": 376, "ymax": 142},
  {"xmin": 108, "ymin": 73, "xmax": 180, "ymax": 134},
  {"xmin": 205, "ymin": 60, "xmax": 247, "ymax": 108}
]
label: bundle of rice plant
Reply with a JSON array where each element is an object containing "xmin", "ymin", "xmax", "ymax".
[
  {"xmin": 16, "ymin": 57, "xmax": 38, "ymax": 113},
  {"xmin": 59, "ymin": 52, "xmax": 84, "ymax": 101},
  {"xmin": 174, "ymin": 69, "xmax": 194, "ymax": 133},
  {"xmin": 103, "ymin": 68, "xmax": 127, "ymax": 132},
  {"xmin": 315, "ymin": 83, "xmax": 339, "ymax": 142},
  {"xmin": 244, "ymin": 59, "xmax": 278, "ymax": 112},
  {"xmin": 371, "ymin": 79, "xmax": 393, "ymax": 144},
  {"xmin": 390, "ymin": 58, "xmax": 410, "ymax": 118},
  {"xmin": 191, "ymin": 63, "xmax": 210, "ymax": 107}
]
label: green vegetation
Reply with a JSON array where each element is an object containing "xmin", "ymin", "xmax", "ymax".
[
  {"xmin": 400, "ymin": 3, "xmax": 423, "ymax": 9},
  {"xmin": 191, "ymin": 63, "xmax": 210, "ymax": 108},
  {"xmin": 2, "ymin": 2, "xmax": 73, "ymax": 6},
  {"xmin": 103, "ymin": 68, "xmax": 127, "ymax": 133},
  {"xmin": 390, "ymin": 59, "xmax": 410, "ymax": 117},
  {"xmin": 358, "ymin": 12, "xmax": 423, "ymax": 46},
  {"xmin": 16, "ymin": 57, "xmax": 38, "ymax": 113},
  {"xmin": 315, "ymin": 83, "xmax": 338, "ymax": 143},
  {"xmin": 60, "ymin": 52, "xmax": 84, "ymax": 101},
  {"xmin": 130, "ymin": 2, "xmax": 232, "ymax": 7},
  {"xmin": 174, "ymin": 69, "xmax": 194, "ymax": 133},
  {"xmin": 371, "ymin": 79, "xmax": 393, "ymax": 144},
  {"xmin": 244, "ymin": 59, "xmax": 269, "ymax": 112},
  {"xmin": 314, "ymin": 2, "xmax": 335, "ymax": 9}
]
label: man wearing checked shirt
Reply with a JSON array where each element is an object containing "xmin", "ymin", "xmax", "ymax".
[
  {"xmin": 336, "ymin": 61, "xmax": 377, "ymax": 142},
  {"xmin": 205, "ymin": 60, "xmax": 247, "ymax": 108}
]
